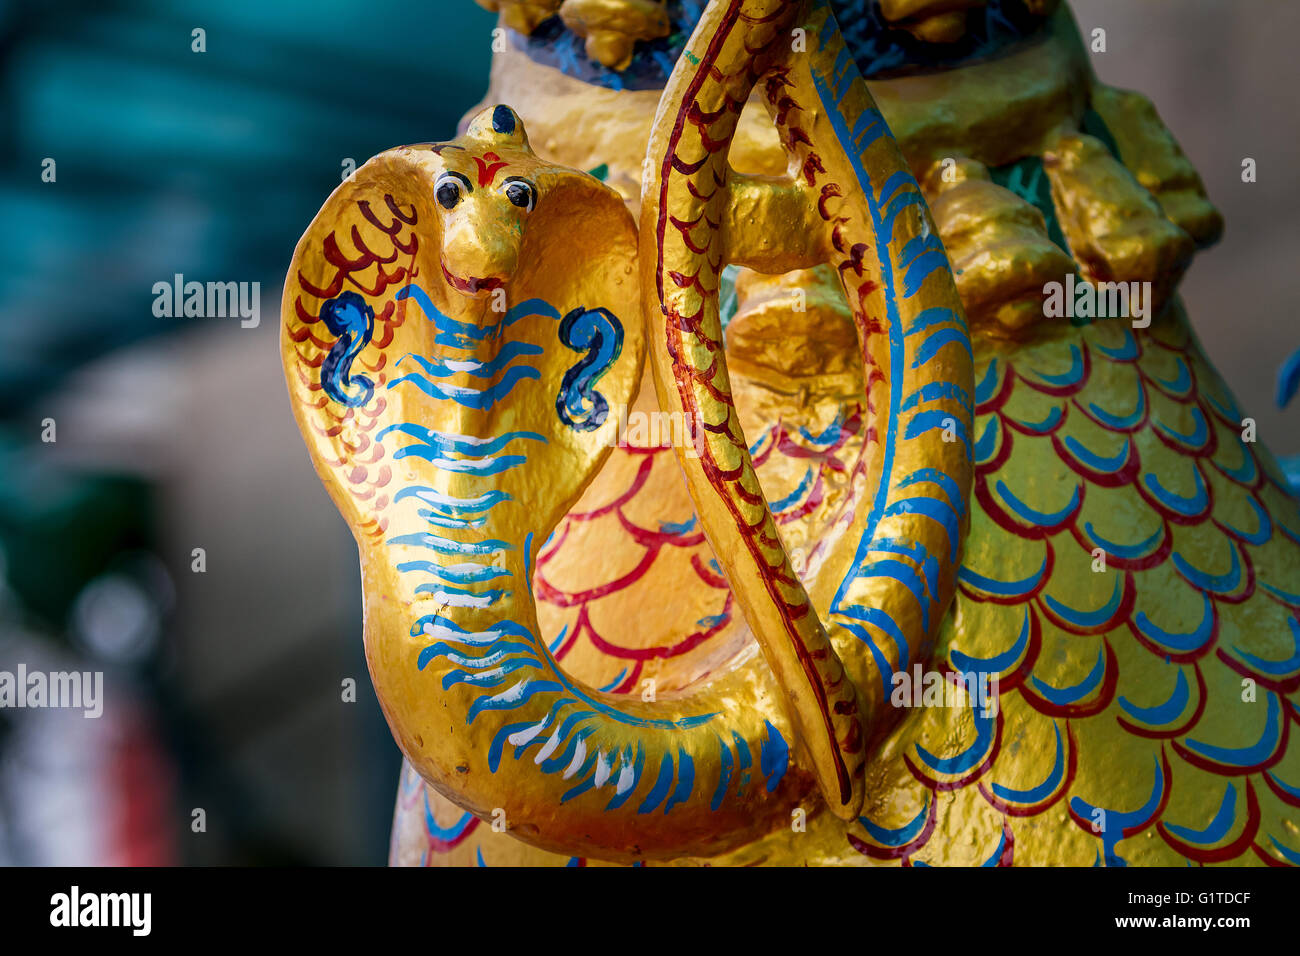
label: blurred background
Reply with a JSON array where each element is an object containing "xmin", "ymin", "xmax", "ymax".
[{"xmin": 0, "ymin": 0, "xmax": 1295, "ymax": 865}]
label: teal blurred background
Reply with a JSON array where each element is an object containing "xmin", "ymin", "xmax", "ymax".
[{"xmin": 1, "ymin": 0, "xmax": 494, "ymax": 406}]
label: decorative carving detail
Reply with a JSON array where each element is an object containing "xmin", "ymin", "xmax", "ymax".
[{"xmin": 284, "ymin": 0, "xmax": 1300, "ymax": 867}]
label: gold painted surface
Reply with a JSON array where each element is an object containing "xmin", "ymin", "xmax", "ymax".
[
  {"xmin": 283, "ymin": 105, "xmax": 840, "ymax": 862},
  {"xmin": 1088, "ymin": 84, "xmax": 1224, "ymax": 247},
  {"xmin": 468, "ymin": 4, "xmax": 1093, "ymax": 188},
  {"xmin": 921, "ymin": 156, "xmax": 1075, "ymax": 336},
  {"xmin": 878, "ymin": 0, "xmax": 985, "ymax": 44},
  {"xmin": 281, "ymin": 0, "xmax": 1300, "ymax": 866},
  {"xmin": 559, "ymin": 0, "xmax": 670, "ymax": 70},
  {"xmin": 1042, "ymin": 129, "xmax": 1194, "ymax": 313},
  {"xmin": 474, "ymin": 0, "xmax": 564, "ymax": 36}
]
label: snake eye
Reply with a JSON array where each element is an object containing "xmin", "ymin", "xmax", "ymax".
[
  {"xmin": 503, "ymin": 179, "xmax": 535, "ymax": 212},
  {"xmin": 435, "ymin": 174, "xmax": 463, "ymax": 210}
]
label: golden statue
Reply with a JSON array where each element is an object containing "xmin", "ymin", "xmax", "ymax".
[{"xmin": 282, "ymin": 0, "xmax": 1300, "ymax": 865}]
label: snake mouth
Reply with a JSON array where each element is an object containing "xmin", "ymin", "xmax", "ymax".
[{"xmin": 441, "ymin": 263, "xmax": 505, "ymax": 297}]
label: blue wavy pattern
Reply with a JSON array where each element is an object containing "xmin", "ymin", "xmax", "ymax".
[{"xmin": 1069, "ymin": 755, "xmax": 1165, "ymax": 866}]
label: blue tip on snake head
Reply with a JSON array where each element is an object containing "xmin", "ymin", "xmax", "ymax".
[{"xmin": 492, "ymin": 104, "xmax": 516, "ymax": 135}]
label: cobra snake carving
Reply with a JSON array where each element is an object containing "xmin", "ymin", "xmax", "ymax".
[{"xmin": 283, "ymin": 0, "xmax": 1300, "ymax": 865}]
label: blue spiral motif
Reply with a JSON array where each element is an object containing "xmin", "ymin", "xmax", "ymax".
[
  {"xmin": 556, "ymin": 306, "xmax": 622, "ymax": 431},
  {"xmin": 320, "ymin": 290, "xmax": 375, "ymax": 406}
]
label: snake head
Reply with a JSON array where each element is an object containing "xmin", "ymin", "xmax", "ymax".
[{"xmin": 421, "ymin": 105, "xmax": 553, "ymax": 298}]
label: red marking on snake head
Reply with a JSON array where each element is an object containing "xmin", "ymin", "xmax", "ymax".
[{"xmin": 474, "ymin": 152, "xmax": 509, "ymax": 187}]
